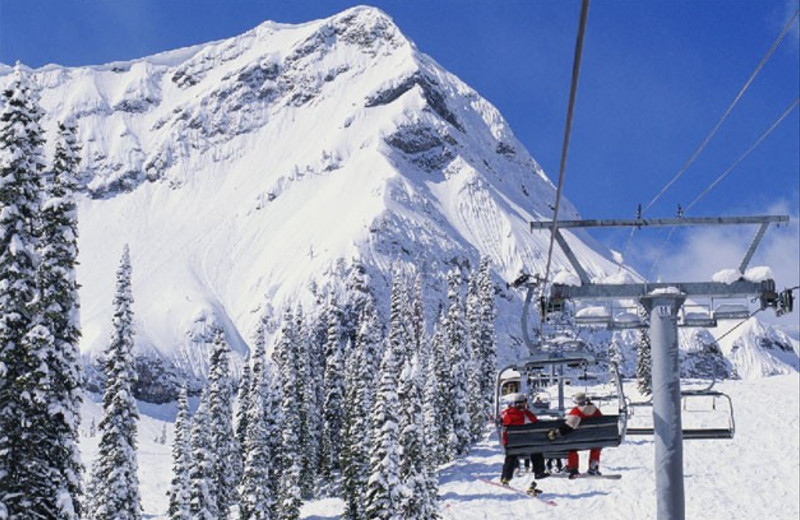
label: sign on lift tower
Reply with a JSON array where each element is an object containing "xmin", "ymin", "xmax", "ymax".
[{"xmin": 530, "ymin": 214, "xmax": 793, "ymax": 520}]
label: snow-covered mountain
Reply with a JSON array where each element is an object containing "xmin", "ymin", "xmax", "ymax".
[{"xmin": 1, "ymin": 6, "xmax": 795, "ymax": 396}]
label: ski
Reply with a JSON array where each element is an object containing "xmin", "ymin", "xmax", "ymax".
[
  {"xmin": 477, "ymin": 478, "xmax": 558, "ymax": 506},
  {"xmin": 549, "ymin": 472, "xmax": 622, "ymax": 480}
]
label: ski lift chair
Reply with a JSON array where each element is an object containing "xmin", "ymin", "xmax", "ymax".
[
  {"xmin": 624, "ymin": 390, "xmax": 734, "ymax": 439},
  {"xmin": 679, "ymin": 389, "xmax": 735, "ymax": 440},
  {"xmin": 574, "ymin": 304, "xmax": 611, "ymax": 326},
  {"xmin": 626, "ymin": 365, "xmax": 735, "ymax": 440},
  {"xmin": 495, "ymin": 351, "xmax": 628, "ymax": 457},
  {"xmin": 680, "ymin": 303, "xmax": 717, "ymax": 328},
  {"xmin": 712, "ymin": 298, "xmax": 751, "ymax": 320},
  {"xmin": 610, "ymin": 305, "xmax": 647, "ymax": 330}
]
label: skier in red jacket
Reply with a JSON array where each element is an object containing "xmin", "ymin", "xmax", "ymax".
[
  {"xmin": 547, "ymin": 391, "xmax": 603, "ymax": 478},
  {"xmin": 500, "ymin": 393, "xmax": 548, "ymax": 494}
]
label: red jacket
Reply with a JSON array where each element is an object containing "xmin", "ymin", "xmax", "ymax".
[
  {"xmin": 501, "ymin": 407, "xmax": 538, "ymax": 445},
  {"xmin": 565, "ymin": 402, "xmax": 602, "ymax": 430}
]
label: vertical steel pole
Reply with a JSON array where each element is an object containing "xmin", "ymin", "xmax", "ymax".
[{"xmin": 643, "ymin": 295, "xmax": 686, "ymax": 520}]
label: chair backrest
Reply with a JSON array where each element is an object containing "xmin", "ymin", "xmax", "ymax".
[{"xmin": 504, "ymin": 415, "xmax": 621, "ymax": 455}]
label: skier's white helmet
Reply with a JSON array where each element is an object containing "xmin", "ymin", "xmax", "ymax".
[{"xmin": 510, "ymin": 392, "xmax": 527, "ymax": 405}]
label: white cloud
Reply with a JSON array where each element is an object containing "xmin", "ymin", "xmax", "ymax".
[{"xmin": 643, "ymin": 209, "xmax": 799, "ymax": 339}]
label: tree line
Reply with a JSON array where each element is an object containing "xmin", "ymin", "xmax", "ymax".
[
  {"xmin": 162, "ymin": 258, "xmax": 498, "ymax": 520},
  {"xmin": 0, "ymin": 64, "xmax": 500, "ymax": 520}
]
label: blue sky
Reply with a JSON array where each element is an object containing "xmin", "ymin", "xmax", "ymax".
[{"xmin": 1, "ymin": 0, "xmax": 798, "ymax": 332}]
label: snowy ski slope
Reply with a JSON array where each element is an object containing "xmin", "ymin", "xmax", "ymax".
[{"xmin": 78, "ymin": 373, "xmax": 799, "ymax": 520}]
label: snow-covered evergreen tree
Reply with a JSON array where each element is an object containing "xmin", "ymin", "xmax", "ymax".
[
  {"xmin": 168, "ymin": 385, "xmax": 192, "ymax": 520},
  {"xmin": 355, "ymin": 296, "xmax": 383, "ymax": 420},
  {"xmin": 430, "ymin": 319, "xmax": 454, "ymax": 464},
  {"xmin": 342, "ymin": 260, "xmax": 371, "ymax": 345},
  {"xmin": 87, "ymin": 245, "xmax": 142, "ymax": 520},
  {"xmin": 188, "ymin": 392, "xmax": 217, "ymax": 520},
  {"xmin": 444, "ymin": 268, "xmax": 471, "ymax": 456},
  {"xmin": 465, "ymin": 271, "xmax": 486, "ymax": 441},
  {"xmin": 340, "ymin": 343, "xmax": 370, "ymax": 520},
  {"xmin": 234, "ymin": 355, "xmax": 252, "ymax": 459},
  {"xmin": 239, "ymin": 335, "xmax": 278, "ymax": 520},
  {"xmin": 275, "ymin": 306, "xmax": 302, "ymax": 520},
  {"xmin": 419, "ymin": 325, "xmax": 441, "ymax": 510},
  {"xmin": 1, "ymin": 66, "xmax": 86, "ymax": 519},
  {"xmin": 294, "ymin": 305, "xmax": 320, "ymax": 498},
  {"xmin": 398, "ymin": 357, "xmax": 439, "ymax": 520},
  {"xmin": 636, "ymin": 305, "xmax": 653, "ymax": 396},
  {"xmin": 0, "ymin": 64, "xmax": 44, "ymax": 518},
  {"xmin": 365, "ymin": 342, "xmax": 404, "ymax": 520},
  {"xmin": 320, "ymin": 299, "xmax": 345, "ymax": 481},
  {"xmin": 409, "ymin": 270, "xmax": 426, "ymax": 359},
  {"xmin": 476, "ymin": 257, "xmax": 497, "ymax": 418},
  {"xmin": 207, "ymin": 329, "xmax": 238, "ymax": 519},
  {"xmin": 39, "ymin": 116, "xmax": 85, "ymax": 519},
  {"xmin": 387, "ymin": 275, "xmax": 411, "ymax": 369}
]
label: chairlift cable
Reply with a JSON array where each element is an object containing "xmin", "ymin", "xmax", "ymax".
[
  {"xmin": 685, "ymin": 97, "xmax": 799, "ymax": 212},
  {"xmin": 642, "ymin": 8, "xmax": 799, "ymax": 215},
  {"xmin": 711, "ymin": 308, "xmax": 761, "ymax": 345},
  {"xmin": 646, "ymin": 97, "xmax": 799, "ymax": 279},
  {"xmin": 542, "ymin": 0, "xmax": 590, "ymax": 290},
  {"xmin": 616, "ymin": 9, "xmax": 799, "ymax": 278}
]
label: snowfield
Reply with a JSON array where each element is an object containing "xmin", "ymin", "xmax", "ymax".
[{"xmin": 79, "ymin": 373, "xmax": 800, "ymax": 520}]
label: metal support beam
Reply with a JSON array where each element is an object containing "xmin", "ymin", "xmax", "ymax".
[
  {"xmin": 553, "ymin": 229, "xmax": 592, "ymax": 284},
  {"xmin": 739, "ymin": 222, "xmax": 769, "ymax": 275},
  {"xmin": 641, "ymin": 295, "xmax": 686, "ymax": 520},
  {"xmin": 530, "ymin": 215, "xmax": 788, "ymax": 230}
]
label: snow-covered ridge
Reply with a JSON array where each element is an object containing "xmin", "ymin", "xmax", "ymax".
[{"xmin": 1, "ymin": 6, "xmax": 794, "ymax": 395}]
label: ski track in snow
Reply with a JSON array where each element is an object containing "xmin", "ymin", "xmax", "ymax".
[{"xmin": 76, "ymin": 374, "xmax": 799, "ymax": 520}]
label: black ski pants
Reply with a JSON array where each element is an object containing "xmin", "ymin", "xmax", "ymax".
[{"xmin": 501, "ymin": 452, "xmax": 545, "ymax": 481}]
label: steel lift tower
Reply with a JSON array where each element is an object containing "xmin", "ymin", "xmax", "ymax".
[{"xmin": 531, "ymin": 214, "xmax": 794, "ymax": 520}]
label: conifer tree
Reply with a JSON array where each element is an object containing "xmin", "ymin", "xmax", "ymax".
[
  {"xmin": 207, "ymin": 329, "xmax": 238, "ymax": 519},
  {"xmin": 398, "ymin": 357, "xmax": 439, "ymax": 519},
  {"xmin": 239, "ymin": 336, "xmax": 278, "ymax": 520},
  {"xmin": 444, "ymin": 268, "xmax": 471, "ymax": 456},
  {"xmin": 188, "ymin": 392, "xmax": 217, "ymax": 520},
  {"xmin": 387, "ymin": 275, "xmax": 410, "ymax": 369},
  {"xmin": 275, "ymin": 307, "xmax": 302, "ymax": 520},
  {"xmin": 340, "ymin": 344, "xmax": 369, "ymax": 520},
  {"xmin": 0, "ymin": 64, "xmax": 57, "ymax": 519},
  {"xmin": 301, "ymin": 305, "xmax": 324, "ymax": 491},
  {"xmin": 234, "ymin": 356, "xmax": 252, "ymax": 459},
  {"xmin": 168, "ymin": 385, "xmax": 192, "ymax": 520},
  {"xmin": 365, "ymin": 343, "xmax": 404, "ymax": 520},
  {"xmin": 354, "ymin": 296, "xmax": 383, "ymax": 419},
  {"xmin": 343, "ymin": 260, "xmax": 371, "ymax": 345},
  {"xmin": 87, "ymin": 245, "xmax": 142, "ymax": 520},
  {"xmin": 293, "ymin": 304, "xmax": 318, "ymax": 498},
  {"xmin": 476, "ymin": 257, "xmax": 496, "ymax": 420},
  {"xmin": 636, "ymin": 305, "xmax": 653, "ymax": 396},
  {"xmin": 465, "ymin": 271, "xmax": 485, "ymax": 441},
  {"xmin": 39, "ymin": 117, "xmax": 85, "ymax": 518},
  {"xmin": 321, "ymin": 299, "xmax": 345, "ymax": 480},
  {"xmin": 430, "ymin": 319, "xmax": 454, "ymax": 464},
  {"xmin": 419, "ymin": 328, "xmax": 442, "ymax": 509},
  {"xmin": 410, "ymin": 270, "xmax": 426, "ymax": 357}
]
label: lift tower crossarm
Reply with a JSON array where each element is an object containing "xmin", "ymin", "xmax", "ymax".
[
  {"xmin": 530, "ymin": 215, "xmax": 789, "ymax": 230},
  {"xmin": 550, "ymin": 279, "xmax": 776, "ymax": 301}
]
